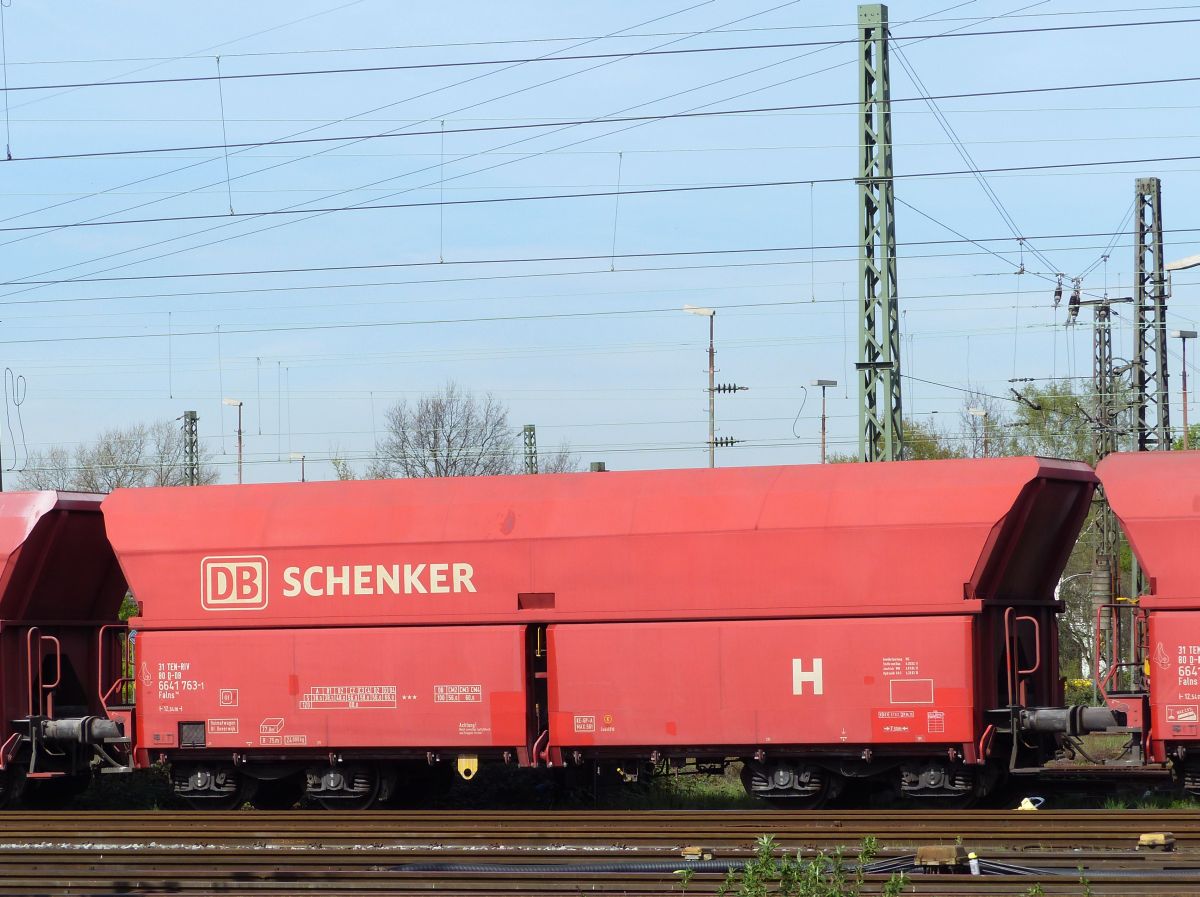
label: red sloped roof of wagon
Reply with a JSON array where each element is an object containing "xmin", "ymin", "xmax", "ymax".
[
  {"xmin": 106, "ymin": 457, "xmax": 1095, "ymax": 629},
  {"xmin": 0, "ymin": 491, "xmax": 127, "ymax": 622},
  {"xmin": 1098, "ymin": 451, "xmax": 1200, "ymax": 601}
]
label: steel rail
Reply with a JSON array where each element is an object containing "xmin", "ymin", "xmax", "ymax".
[
  {"xmin": 0, "ymin": 812, "xmax": 1197, "ymax": 896},
  {"xmin": 2, "ymin": 809, "xmax": 1200, "ymax": 846},
  {"xmin": 0, "ymin": 870, "xmax": 1191, "ymax": 896}
]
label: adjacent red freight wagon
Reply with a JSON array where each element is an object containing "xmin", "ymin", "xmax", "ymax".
[
  {"xmin": 0, "ymin": 492, "xmax": 130, "ymax": 806},
  {"xmin": 105, "ymin": 457, "xmax": 1103, "ymax": 808},
  {"xmin": 1099, "ymin": 451, "xmax": 1200, "ymax": 791}
]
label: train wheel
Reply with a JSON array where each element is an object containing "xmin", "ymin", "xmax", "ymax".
[
  {"xmin": 897, "ymin": 761, "xmax": 979, "ymax": 808},
  {"xmin": 173, "ymin": 765, "xmax": 255, "ymax": 810},
  {"xmin": 740, "ymin": 760, "xmax": 839, "ymax": 809},
  {"xmin": 248, "ymin": 774, "xmax": 304, "ymax": 810},
  {"xmin": 310, "ymin": 764, "xmax": 392, "ymax": 810},
  {"xmin": 760, "ymin": 776, "xmax": 837, "ymax": 810}
]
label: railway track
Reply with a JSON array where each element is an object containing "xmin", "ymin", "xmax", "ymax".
[{"xmin": 0, "ymin": 810, "xmax": 1197, "ymax": 895}]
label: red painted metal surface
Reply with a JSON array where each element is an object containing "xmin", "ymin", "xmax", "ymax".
[
  {"xmin": 0, "ymin": 492, "xmax": 127, "ymax": 773},
  {"xmin": 1097, "ymin": 451, "xmax": 1200, "ymax": 604},
  {"xmin": 107, "ymin": 458, "xmax": 1095, "ymax": 631},
  {"xmin": 135, "ymin": 625, "xmax": 527, "ymax": 759},
  {"xmin": 0, "ymin": 492, "xmax": 125, "ymax": 623},
  {"xmin": 1147, "ymin": 612, "xmax": 1200, "ymax": 743},
  {"xmin": 1098, "ymin": 453, "xmax": 1200, "ymax": 756},
  {"xmin": 547, "ymin": 616, "xmax": 976, "ymax": 752}
]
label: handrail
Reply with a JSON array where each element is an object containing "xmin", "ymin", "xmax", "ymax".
[
  {"xmin": 25, "ymin": 626, "xmax": 40, "ymax": 717},
  {"xmin": 1003, "ymin": 607, "xmax": 1041, "ymax": 706},
  {"xmin": 23, "ymin": 629, "xmax": 59, "ymax": 718},
  {"xmin": 44, "ymin": 635, "xmax": 61, "ymax": 720},
  {"xmin": 977, "ymin": 723, "xmax": 996, "ymax": 762},
  {"xmin": 1094, "ymin": 602, "xmax": 1148, "ymax": 704},
  {"xmin": 97, "ymin": 624, "xmax": 134, "ymax": 709},
  {"xmin": 530, "ymin": 729, "xmax": 549, "ymax": 768},
  {"xmin": 1015, "ymin": 616, "xmax": 1041, "ymax": 676}
]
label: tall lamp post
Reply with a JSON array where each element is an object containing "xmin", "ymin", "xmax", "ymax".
[
  {"xmin": 811, "ymin": 379, "xmax": 837, "ymax": 463},
  {"xmin": 1173, "ymin": 330, "xmax": 1197, "ymax": 449},
  {"xmin": 222, "ymin": 398, "xmax": 244, "ymax": 485},
  {"xmin": 1167, "ymin": 254, "xmax": 1200, "ymax": 449},
  {"xmin": 289, "ymin": 452, "xmax": 307, "ymax": 483},
  {"xmin": 683, "ymin": 305, "xmax": 716, "ymax": 468}
]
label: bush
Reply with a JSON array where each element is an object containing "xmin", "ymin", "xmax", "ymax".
[
  {"xmin": 1064, "ymin": 679, "xmax": 1098, "ymax": 707},
  {"xmin": 699, "ymin": 835, "xmax": 906, "ymax": 897}
]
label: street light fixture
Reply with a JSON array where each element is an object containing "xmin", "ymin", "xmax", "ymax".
[
  {"xmin": 966, "ymin": 407, "xmax": 989, "ymax": 458},
  {"xmin": 1167, "ymin": 254, "xmax": 1200, "ymax": 451},
  {"xmin": 1173, "ymin": 330, "xmax": 1198, "ymax": 449},
  {"xmin": 289, "ymin": 452, "xmax": 307, "ymax": 483},
  {"xmin": 811, "ymin": 379, "xmax": 837, "ymax": 464},
  {"xmin": 683, "ymin": 305, "xmax": 716, "ymax": 469},
  {"xmin": 222, "ymin": 398, "xmax": 244, "ymax": 485}
]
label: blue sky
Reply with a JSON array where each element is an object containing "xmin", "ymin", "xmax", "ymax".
[{"xmin": 0, "ymin": 0, "xmax": 1196, "ymax": 481}]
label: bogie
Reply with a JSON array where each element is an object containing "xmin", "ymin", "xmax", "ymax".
[
  {"xmin": 172, "ymin": 764, "xmax": 256, "ymax": 810},
  {"xmin": 740, "ymin": 760, "xmax": 842, "ymax": 809},
  {"xmin": 307, "ymin": 764, "xmax": 394, "ymax": 810}
]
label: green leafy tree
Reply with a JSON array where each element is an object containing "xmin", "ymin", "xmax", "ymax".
[
  {"xmin": 1172, "ymin": 424, "xmax": 1200, "ymax": 451},
  {"xmin": 901, "ymin": 418, "xmax": 965, "ymax": 460},
  {"xmin": 1006, "ymin": 382, "xmax": 1101, "ymax": 462},
  {"xmin": 827, "ymin": 418, "xmax": 962, "ymax": 463}
]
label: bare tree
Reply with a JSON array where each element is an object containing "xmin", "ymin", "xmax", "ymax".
[
  {"xmin": 960, "ymin": 392, "xmax": 1009, "ymax": 459},
  {"xmin": 15, "ymin": 445, "xmax": 76, "ymax": 491},
  {"xmin": 369, "ymin": 382, "xmax": 517, "ymax": 478},
  {"xmin": 16, "ymin": 420, "xmax": 218, "ymax": 492},
  {"xmin": 368, "ymin": 382, "xmax": 578, "ymax": 478},
  {"xmin": 538, "ymin": 441, "xmax": 580, "ymax": 474}
]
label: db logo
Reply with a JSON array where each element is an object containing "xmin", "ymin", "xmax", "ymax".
[{"xmin": 201, "ymin": 556, "xmax": 268, "ymax": 611}]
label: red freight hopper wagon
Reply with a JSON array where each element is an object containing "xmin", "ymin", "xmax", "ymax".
[
  {"xmin": 106, "ymin": 458, "xmax": 1099, "ymax": 808},
  {"xmin": 0, "ymin": 492, "xmax": 131, "ymax": 806},
  {"xmin": 1098, "ymin": 452, "xmax": 1200, "ymax": 791}
]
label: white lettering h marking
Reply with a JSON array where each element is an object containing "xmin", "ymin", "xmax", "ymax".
[{"xmin": 792, "ymin": 658, "xmax": 824, "ymax": 696}]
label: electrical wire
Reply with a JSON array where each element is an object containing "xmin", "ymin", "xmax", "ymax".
[
  {"xmin": 0, "ymin": 0, "xmax": 1184, "ymax": 447},
  {"xmin": 0, "ymin": 296, "xmax": 1155, "ymax": 348},
  {"xmin": 1, "ymin": 17, "xmax": 1197, "ymax": 94},
  {"xmin": 0, "ymin": 39, "xmax": 878, "ymax": 92},
  {"xmin": 0, "ymin": 0, "xmax": 1094, "ymax": 305},
  {"xmin": 0, "ymin": 0, "xmax": 738, "ymax": 295},
  {"xmin": 3, "ymin": 367, "xmax": 26, "ymax": 473},
  {"xmin": 9, "ymin": 74, "xmax": 1200, "ymax": 164},
  {"xmin": 0, "ymin": 153, "xmax": 1196, "ymax": 238},
  {"xmin": 0, "ymin": 1, "xmax": 411, "ymax": 272},
  {"xmin": 1075, "ymin": 201, "xmax": 1136, "ymax": 281},
  {"xmin": 1, "ymin": 0, "xmax": 372, "ymax": 117},
  {"xmin": 9, "ymin": 6, "xmax": 1200, "ymax": 66},
  {"xmin": 0, "ymin": 226, "xmax": 1188, "ymax": 296},
  {"xmin": 0, "ymin": 0, "xmax": 1082, "ymax": 300},
  {"xmin": 891, "ymin": 41, "xmax": 1059, "ymax": 275}
]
